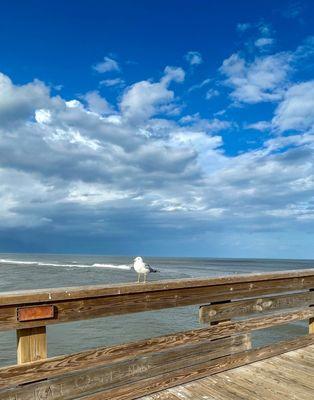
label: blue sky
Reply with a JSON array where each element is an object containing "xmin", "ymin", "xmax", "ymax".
[{"xmin": 1, "ymin": 0, "xmax": 314, "ymax": 258}]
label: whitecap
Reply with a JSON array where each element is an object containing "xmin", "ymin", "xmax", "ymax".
[{"xmin": 0, "ymin": 258, "xmax": 132, "ymax": 270}]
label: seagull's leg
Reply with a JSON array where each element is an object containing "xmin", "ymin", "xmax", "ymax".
[{"xmin": 137, "ymin": 273, "xmax": 140, "ymax": 283}]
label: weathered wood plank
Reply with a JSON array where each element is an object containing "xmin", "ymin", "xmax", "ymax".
[
  {"xmin": 207, "ymin": 366, "xmax": 305, "ymax": 400},
  {"xmin": 143, "ymin": 345, "xmax": 314, "ymax": 400},
  {"xmin": 1, "ymin": 269, "xmax": 313, "ymax": 306},
  {"xmin": 0, "ymin": 309, "xmax": 314, "ymax": 399},
  {"xmin": 0, "ymin": 335, "xmax": 250, "ymax": 399},
  {"xmin": 0, "ymin": 330, "xmax": 247, "ymax": 389},
  {"xmin": 1, "ymin": 276, "xmax": 313, "ymax": 331},
  {"xmin": 0, "ymin": 309, "xmax": 311, "ymax": 388},
  {"xmin": 77, "ymin": 335, "xmax": 314, "ymax": 400},
  {"xmin": 198, "ymin": 374, "xmax": 263, "ymax": 400},
  {"xmin": 16, "ymin": 326, "xmax": 47, "ymax": 364},
  {"xmin": 246, "ymin": 363, "xmax": 313, "ymax": 399},
  {"xmin": 257, "ymin": 360, "xmax": 314, "ymax": 390},
  {"xmin": 199, "ymin": 291, "xmax": 314, "ymax": 323}
]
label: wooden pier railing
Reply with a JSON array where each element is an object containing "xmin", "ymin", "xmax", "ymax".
[{"xmin": 0, "ymin": 269, "xmax": 313, "ymax": 399}]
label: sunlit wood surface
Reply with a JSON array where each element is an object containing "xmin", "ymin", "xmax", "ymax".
[{"xmin": 141, "ymin": 345, "xmax": 314, "ymax": 400}]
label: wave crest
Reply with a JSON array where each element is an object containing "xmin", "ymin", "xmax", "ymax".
[{"xmin": 0, "ymin": 259, "xmax": 132, "ymax": 270}]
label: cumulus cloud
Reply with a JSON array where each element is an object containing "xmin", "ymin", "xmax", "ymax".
[
  {"xmin": 185, "ymin": 51, "xmax": 203, "ymax": 66},
  {"xmin": 93, "ymin": 56, "xmax": 120, "ymax": 73},
  {"xmin": 220, "ymin": 52, "xmax": 292, "ymax": 103},
  {"xmin": 1, "ymin": 39, "xmax": 314, "ymax": 256},
  {"xmin": 82, "ymin": 91, "xmax": 114, "ymax": 115},
  {"xmin": 0, "ymin": 72, "xmax": 53, "ymax": 126},
  {"xmin": 0, "ymin": 69, "xmax": 206, "ymax": 226},
  {"xmin": 272, "ymin": 81, "xmax": 314, "ymax": 133},
  {"xmin": 120, "ymin": 66, "xmax": 185, "ymax": 122}
]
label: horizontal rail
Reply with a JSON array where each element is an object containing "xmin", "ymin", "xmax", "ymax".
[
  {"xmin": 0, "ymin": 268, "xmax": 313, "ymax": 400},
  {"xmin": 1, "ymin": 335, "xmax": 313, "ymax": 400},
  {"xmin": 199, "ymin": 291, "xmax": 314, "ymax": 323},
  {"xmin": 78, "ymin": 335, "xmax": 314, "ymax": 400},
  {"xmin": 0, "ymin": 268, "xmax": 314, "ymax": 306},
  {"xmin": 1, "ymin": 308, "xmax": 312, "ymax": 389},
  {"xmin": 0, "ymin": 271, "xmax": 313, "ymax": 331},
  {"xmin": 0, "ymin": 335, "xmax": 249, "ymax": 390}
]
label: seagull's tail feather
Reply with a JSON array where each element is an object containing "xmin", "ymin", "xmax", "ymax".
[{"xmin": 147, "ymin": 264, "xmax": 159, "ymax": 273}]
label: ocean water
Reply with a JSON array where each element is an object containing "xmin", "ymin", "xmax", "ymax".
[{"xmin": 0, "ymin": 253, "xmax": 313, "ymax": 366}]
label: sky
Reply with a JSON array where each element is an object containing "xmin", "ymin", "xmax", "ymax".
[{"xmin": 0, "ymin": 0, "xmax": 314, "ymax": 258}]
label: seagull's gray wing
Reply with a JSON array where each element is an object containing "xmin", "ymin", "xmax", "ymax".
[{"xmin": 146, "ymin": 264, "xmax": 159, "ymax": 273}]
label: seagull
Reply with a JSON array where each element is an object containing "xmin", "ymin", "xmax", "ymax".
[{"xmin": 133, "ymin": 256, "xmax": 158, "ymax": 283}]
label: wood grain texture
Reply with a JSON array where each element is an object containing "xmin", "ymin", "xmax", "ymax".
[
  {"xmin": 2, "ymin": 327, "xmax": 229, "ymax": 388},
  {"xmin": 0, "ymin": 308, "xmax": 312, "ymax": 395},
  {"xmin": 77, "ymin": 336, "xmax": 314, "ymax": 400},
  {"xmin": 0, "ymin": 335, "xmax": 250, "ymax": 399},
  {"xmin": 1, "ymin": 308, "xmax": 311, "ymax": 389},
  {"xmin": 143, "ymin": 345, "xmax": 314, "ymax": 400},
  {"xmin": 1, "ymin": 269, "xmax": 313, "ymax": 306},
  {"xmin": 1, "ymin": 276, "xmax": 314, "ymax": 331},
  {"xmin": 0, "ymin": 270, "xmax": 313, "ymax": 400},
  {"xmin": 16, "ymin": 326, "xmax": 47, "ymax": 364},
  {"xmin": 199, "ymin": 291, "xmax": 314, "ymax": 323}
]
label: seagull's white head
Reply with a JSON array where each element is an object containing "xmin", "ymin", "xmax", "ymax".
[{"xmin": 134, "ymin": 256, "xmax": 143, "ymax": 262}]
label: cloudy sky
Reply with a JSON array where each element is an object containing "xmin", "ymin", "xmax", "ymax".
[{"xmin": 1, "ymin": 1, "xmax": 314, "ymax": 258}]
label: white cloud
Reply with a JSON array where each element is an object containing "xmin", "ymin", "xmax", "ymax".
[
  {"xmin": 35, "ymin": 109, "xmax": 52, "ymax": 124},
  {"xmin": 93, "ymin": 56, "xmax": 120, "ymax": 73},
  {"xmin": 206, "ymin": 88, "xmax": 219, "ymax": 100},
  {"xmin": 185, "ymin": 51, "xmax": 203, "ymax": 66},
  {"xmin": 246, "ymin": 121, "xmax": 271, "ymax": 131},
  {"xmin": 272, "ymin": 81, "xmax": 314, "ymax": 132},
  {"xmin": 255, "ymin": 37, "xmax": 274, "ymax": 48},
  {"xmin": 161, "ymin": 66, "xmax": 185, "ymax": 84},
  {"xmin": 220, "ymin": 52, "xmax": 292, "ymax": 103},
  {"xmin": 0, "ymin": 72, "xmax": 53, "ymax": 126},
  {"xmin": 120, "ymin": 66, "xmax": 185, "ymax": 122},
  {"xmin": 82, "ymin": 91, "xmax": 114, "ymax": 115},
  {"xmin": 1, "ymin": 62, "xmax": 314, "ymax": 256},
  {"xmin": 188, "ymin": 78, "xmax": 211, "ymax": 92},
  {"xmin": 100, "ymin": 78, "xmax": 125, "ymax": 87},
  {"xmin": 65, "ymin": 99, "xmax": 83, "ymax": 109}
]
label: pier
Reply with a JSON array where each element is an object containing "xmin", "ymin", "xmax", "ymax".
[{"xmin": 0, "ymin": 269, "xmax": 313, "ymax": 399}]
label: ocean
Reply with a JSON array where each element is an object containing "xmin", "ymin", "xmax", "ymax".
[{"xmin": 0, "ymin": 253, "xmax": 313, "ymax": 367}]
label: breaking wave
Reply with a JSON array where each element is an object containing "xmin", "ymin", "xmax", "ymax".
[{"xmin": 0, "ymin": 259, "xmax": 132, "ymax": 270}]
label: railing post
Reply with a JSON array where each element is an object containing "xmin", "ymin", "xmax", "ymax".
[
  {"xmin": 199, "ymin": 299, "xmax": 252, "ymax": 350},
  {"xmin": 16, "ymin": 326, "xmax": 47, "ymax": 364},
  {"xmin": 310, "ymin": 289, "xmax": 314, "ymax": 334}
]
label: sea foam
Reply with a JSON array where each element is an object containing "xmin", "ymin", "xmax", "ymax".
[{"xmin": 0, "ymin": 259, "xmax": 132, "ymax": 270}]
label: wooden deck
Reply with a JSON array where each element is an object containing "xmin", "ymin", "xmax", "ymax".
[
  {"xmin": 142, "ymin": 345, "xmax": 314, "ymax": 400},
  {"xmin": 0, "ymin": 269, "xmax": 313, "ymax": 399}
]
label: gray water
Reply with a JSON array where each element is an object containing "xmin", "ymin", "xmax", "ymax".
[{"xmin": 0, "ymin": 253, "xmax": 313, "ymax": 366}]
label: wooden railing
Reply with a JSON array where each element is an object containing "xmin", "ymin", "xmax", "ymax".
[{"xmin": 0, "ymin": 269, "xmax": 313, "ymax": 399}]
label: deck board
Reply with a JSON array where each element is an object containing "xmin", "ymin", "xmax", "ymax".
[{"xmin": 141, "ymin": 345, "xmax": 314, "ymax": 400}]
